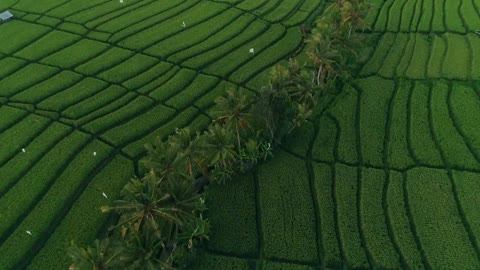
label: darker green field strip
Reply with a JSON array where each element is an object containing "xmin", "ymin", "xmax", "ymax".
[
  {"xmin": 181, "ymin": 20, "xmax": 270, "ymax": 70},
  {"xmin": 144, "ymin": 8, "xmax": 243, "ymax": 58},
  {"xmin": 0, "ymin": 57, "xmax": 27, "ymax": 80},
  {"xmin": 40, "ymin": 39, "xmax": 111, "ymax": 70},
  {"xmin": 430, "ymin": 80, "xmax": 480, "ymax": 170},
  {"xmin": 82, "ymin": 95, "xmax": 155, "ymax": 134},
  {"xmin": 262, "ymin": 0, "xmax": 303, "ymax": 23},
  {"xmin": 167, "ymin": 14, "xmax": 256, "ymax": 64},
  {"xmin": 36, "ymin": 78, "xmax": 109, "ymax": 112},
  {"xmin": 202, "ymin": 24, "xmax": 286, "ymax": 78},
  {"xmin": 97, "ymin": 53, "xmax": 158, "ymax": 84},
  {"xmin": 311, "ymin": 116, "xmax": 336, "ymax": 163},
  {"xmin": 92, "ymin": 0, "xmax": 185, "ymax": 33},
  {"xmin": 426, "ymin": 34, "xmax": 446, "ymax": 79},
  {"xmin": 387, "ymin": 171, "xmax": 424, "ymax": 269},
  {"xmin": 61, "ymin": 85, "xmax": 128, "ymax": 120},
  {"xmin": 25, "ymin": 156, "xmax": 133, "ymax": 270},
  {"xmin": 257, "ymin": 151, "xmax": 319, "ymax": 264},
  {"xmin": 356, "ymin": 77, "xmax": 394, "ymax": 167},
  {"xmin": 326, "ymin": 86, "xmax": 359, "ymax": 164},
  {"xmin": 122, "ymin": 107, "xmax": 200, "ymax": 159},
  {"xmin": 136, "ymin": 65, "xmax": 180, "ymax": 95},
  {"xmin": 409, "ymin": 81, "xmax": 444, "ymax": 167},
  {"xmin": 0, "ymin": 63, "xmax": 60, "ymax": 97},
  {"xmin": 312, "ymin": 163, "xmax": 341, "ymax": 267},
  {"xmin": 0, "ymin": 140, "xmax": 117, "ymax": 270},
  {"xmin": 14, "ymin": 30, "xmax": 81, "ymax": 61},
  {"xmin": 443, "ymin": 33, "xmax": 469, "ymax": 79},
  {"xmin": 100, "ymin": 104, "xmax": 176, "ymax": 146},
  {"xmin": 121, "ymin": 61, "xmax": 174, "ymax": 90},
  {"xmin": 205, "ymin": 174, "xmax": 258, "ymax": 257},
  {"xmin": 406, "ymin": 167, "xmax": 480, "ymax": 269},
  {"xmin": 117, "ymin": 1, "xmax": 228, "ymax": 51},
  {"xmin": 74, "ymin": 47, "xmax": 134, "ymax": 76},
  {"xmin": 65, "ymin": 91, "xmax": 138, "ymax": 128},
  {"xmin": 335, "ymin": 164, "xmax": 369, "ymax": 269},
  {"xmin": 0, "ymin": 131, "xmax": 90, "ymax": 245},
  {"xmin": 449, "ymin": 83, "xmax": 480, "ymax": 158},
  {"xmin": 0, "ymin": 114, "xmax": 51, "ymax": 166},
  {"xmin": 0, "ymin": 21, "xmax": 51, "ymax": 55},
  {"xmin": 360, "ymin": 168, "xmax": 401, "ymax": 269},
  {"xmin": 63, "ymin": 0, "xmax": 151, "ymax": 25},
  {"xmin": 386, "ymin": 80, "xmax": 415, "ymax": 170},
  {"xmin": 282, "ymin": 0, "xmax": 322, "ymax": 27},
  {"xmin": 105, "ymin": 0, "xmax": 201, "ymax": 44},
  {"xmin": 191, "ymin": 252, "xmax": 253, "ymax": 270},
  {"xmin": 10, "ymin": 71, "xmax": 84, "ymax": 104},
  {"xmin": 149, "ymin": 68, "xmax": 198, "ymax": 100},
  {"xmin": 165, "ymin": 75, "xmax": 219, "ymax": 109},
  {"xmin": 453, "ymin": 171, "xmax": 480, "ymax": 253},
  {"xmin": 0, "ymin": 122, "xmax": 71, "ymax": 195},
  {"xmin": 0, "ymin": 106, "xmax": 29, "ymax": 133}
]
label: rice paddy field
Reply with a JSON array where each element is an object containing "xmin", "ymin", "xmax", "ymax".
[{"xmin": 0, "ymin": 0, "xmax": 479, "ymax": 269}]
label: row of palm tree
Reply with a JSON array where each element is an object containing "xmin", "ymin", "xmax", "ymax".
[{"xmin": 68, "ymin": 1, "xmax": 371, "ymax": 268}]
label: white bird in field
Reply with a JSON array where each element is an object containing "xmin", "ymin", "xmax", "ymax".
[
  {"xmin": 102, "ymin": 192, "xmax": 108, "ymax": 199},
  {"xmin": 120, "ymin": 0, "xmax": 124, "ymax": 3},
  {"xmin": 249, "ymin": 48, "xmax": 254, "ymax": 54},
  {"xmin": 26, "ymin": 230, "xmax": 32, "ymax": 236},
  {"xmin": 182, "ymin": 21, "xmax": 186, "ymax": 28},
  {"xmin": 93, "ymin": 151, "xmax": 97, "ymax": 156},
  {"xmin": 22, "ymin": 148, "xmax": 26, "ymax": 153}
]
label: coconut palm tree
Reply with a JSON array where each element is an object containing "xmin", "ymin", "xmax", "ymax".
[
  {"xmin": 68, "ymin": 238, "xmax": 123, "ymax": 270},
  {"xmin": 212, "ymin": 88, "xmax": 253, "ymax": 157}
]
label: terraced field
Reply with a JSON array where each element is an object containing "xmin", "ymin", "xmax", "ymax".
[
  {"xmin": 196, "ymin": 0, "xmax": 480, "ymax": 269},
  {"xmin": 0, "ymin": 0, "xmax": 321, "ymax": 269}
]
